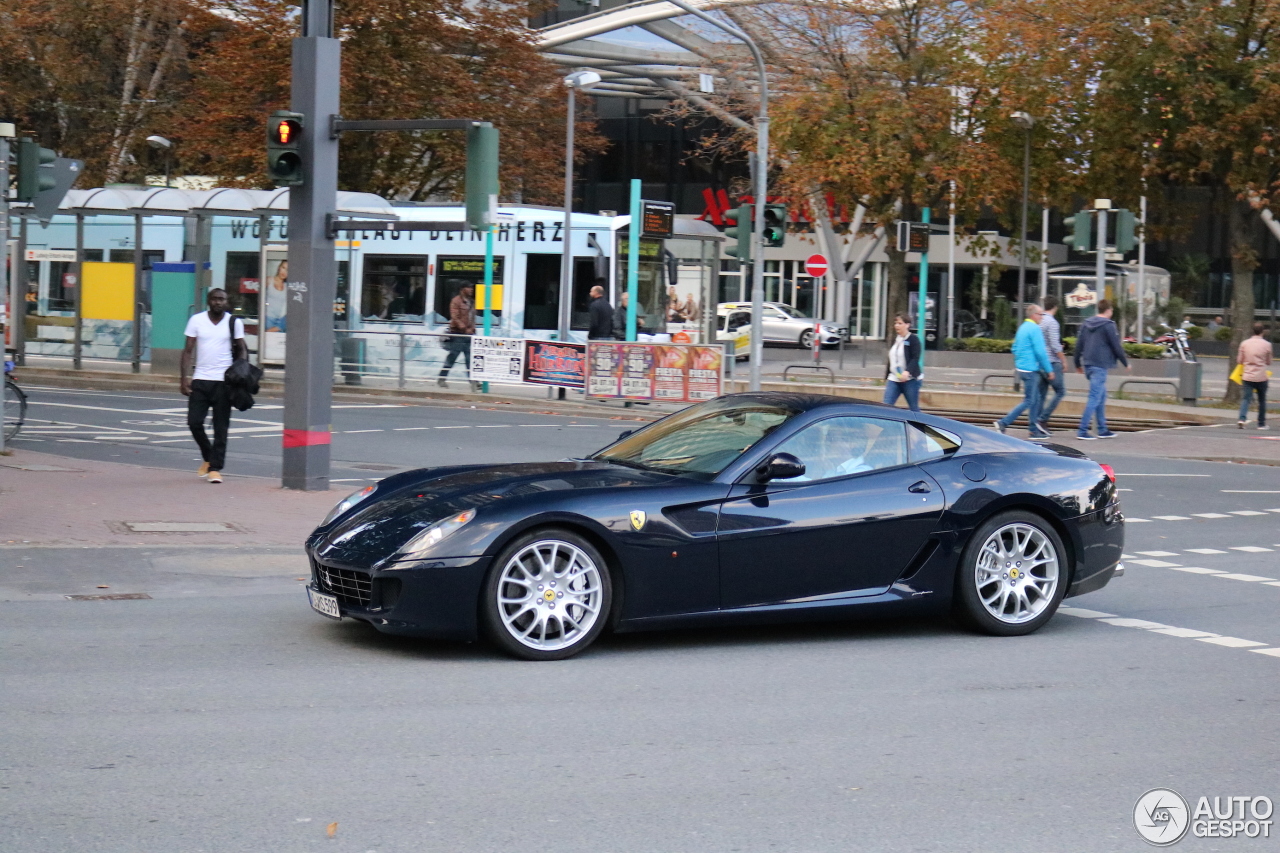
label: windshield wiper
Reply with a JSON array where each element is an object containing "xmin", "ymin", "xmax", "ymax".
[{"xmin": 592, "ymin": 456, "xmax": 653, "ymax": 472}]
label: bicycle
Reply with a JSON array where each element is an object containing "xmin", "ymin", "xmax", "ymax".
[{"xmin": 4, "ymin": 360, "xmax": 26, "ymax": 441}]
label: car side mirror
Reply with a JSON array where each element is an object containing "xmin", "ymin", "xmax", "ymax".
[
  {"xmin": 756, "ymin": 452, "xmax": 805, "ymax": 483},
  {"xmin": 617, "ymin": 429, "xmax": 633, "ymax": 442}
]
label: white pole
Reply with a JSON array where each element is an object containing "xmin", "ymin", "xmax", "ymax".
[
  {"xmin": 1137, "ymin": 195, "xmax": 1147, "ymax": 341},
  {"xmin": 558, "ymin": 85, "xmax": 575, "ymax": 342},
  {"xmin": 947, "ymin": 180, "xmax": 956, "ymax": 340},
  {"xmin": 1040, "ymin": 205, "xmax": 1049, "ymax": 302}
]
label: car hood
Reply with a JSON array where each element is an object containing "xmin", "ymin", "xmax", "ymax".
[{"xmin": 316, "ymin": 461, "xmax": 672, "ymax": 565}]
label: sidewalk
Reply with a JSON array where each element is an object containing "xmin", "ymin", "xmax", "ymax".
[{"xmin": 0, "ymin": 449, "xmax": 337, "ymax": 547}]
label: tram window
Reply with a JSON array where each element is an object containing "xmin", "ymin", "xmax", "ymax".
[
  {"xmin": 363, "ymin": 255, "xmax": 426, "ymax": 323},
  {"xmin": 434, "ymin": 257, "xmax": 504, "ymax": 323}
]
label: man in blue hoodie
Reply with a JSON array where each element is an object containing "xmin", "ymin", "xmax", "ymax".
[
  {"xmin": 994, "ymin": 303, "xmax": 1055, "ymax": 439},
  {"xmin": 1074, "ymin": 299, "xmax": 1130, "ymax": 439}
]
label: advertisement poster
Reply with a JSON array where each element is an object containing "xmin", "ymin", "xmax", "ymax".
[
  {"xmin": 686, "ymin": 346, "xmax": 724, "ymax": 401},
  {"xmin": 621, "ymin": 344, "xmax": 655, "ymax": 399},
  {"xmin": 524, "ymin": 341, "xmax": 586, "ymax": 388},
  {"xmin": 261, "ymin": 255, "xmax": 288, "ymax": 363},
  {"xmin": 585, "ymin": 342, "xmax": 723, "ymax": 402},
  {"xmin": 587, "ymin": 342, "xmax": 625, "ymax": 397},
  {"xmin": 666, "ymin": 263, "xmax": 705, "ymax": 343},
  {"xmin": 653, "ymin": 346, "xmax": 689, "ymax": 401},
  {"xmin": 470, "ymin": 336, "xmax": 525, "ymax": 386}
]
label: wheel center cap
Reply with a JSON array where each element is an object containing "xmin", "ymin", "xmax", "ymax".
[
  {"xmin": 1009, "ymin": 567, "xmax": 1021, "ymax": 580},
  {"xmin": 543, "ymin": 590, "xmax": 556, "ymax": 602}
]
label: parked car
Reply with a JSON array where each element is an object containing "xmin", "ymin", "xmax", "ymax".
[
  {"xmin": 718, "ymin": 302, "xmax": 845, "ymax": 348},
  {"xmin": 715, "ymin": 306, "xmax": 752, "ymax": 360}
]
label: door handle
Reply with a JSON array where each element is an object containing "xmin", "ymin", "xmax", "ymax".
[{"xmin": 908, "ymin": 481, "xmax": 932, "ymax": 494}]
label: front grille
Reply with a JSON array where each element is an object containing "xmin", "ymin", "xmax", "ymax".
[{"xmin": 316, "ymin": 562, "xmax": 372, "ymax": 606}]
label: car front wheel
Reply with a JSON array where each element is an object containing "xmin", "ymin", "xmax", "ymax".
[
  {"xmin": 954, "ymin": 510, "xmax": 1067, "ymax": 636},
  {"xmin": 799, "ymin": 329, "xmax": 815, "ymax": 349},
  {"xmin": 481, "ymin": 528, "xmax": 612, "ymax": 660}
]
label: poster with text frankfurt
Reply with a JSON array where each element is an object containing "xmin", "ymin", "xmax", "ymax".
[
  {"xmin": 523, "ymin": 340, "xmax": 586, "ymax": 388},
  {"xmin": 469, "ymin": 336, "xmax": 525, "ymax": 386}
]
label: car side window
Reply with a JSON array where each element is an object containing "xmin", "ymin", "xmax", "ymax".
[
  {"xmin": 908, "ymin": 423, "xmax": 961, "ymax": 462},
  {"xmin": 771, "ymin": 417, "xmax": 909, "ymax": 482},
  {"xmin": 727, "ymin": 312, "xmax": 749, "ymax": 331}
]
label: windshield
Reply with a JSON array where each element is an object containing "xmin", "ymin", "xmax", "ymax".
[{"xmin": 594, "ymin": 398, "xmax": 798, "ymax": 479}]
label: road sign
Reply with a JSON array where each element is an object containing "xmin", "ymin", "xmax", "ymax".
[
  {"xmin": 804, "ymin": 254, "xmax": 829, "ymax": 278},
  {"xmin": 896, "ymin": 221, "xmax": 930, "ymax": 253}
]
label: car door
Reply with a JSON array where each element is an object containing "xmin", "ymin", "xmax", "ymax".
[
  {"xmin": 761, "ymin": 306, "xmax": 793, "ymax": 342},
  {"xmin": 716, "ymin": 416, "xmax": 945, "ymax": 608}
]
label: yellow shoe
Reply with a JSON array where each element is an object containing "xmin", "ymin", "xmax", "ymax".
[
  {"xmin": 197, "ymin": 462, "xmax": 210, "ymax": 478},
  {"xmin": 208, "ymin": 471, "xmax": 223, "ymax": 484}
]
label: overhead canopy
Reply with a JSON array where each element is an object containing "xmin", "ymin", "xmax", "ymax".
[
  {"xmin": 536, "ymin": 0, "xmax": 758, "ymax": 104},
  {"xmin": 54, "ymin": 187, "xmax": 397, "ymax": 217}
]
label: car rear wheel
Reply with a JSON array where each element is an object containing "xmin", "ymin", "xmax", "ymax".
[
  {"xmin": 799, "ymin": 329, "xmax": 815, "ymax": 349},
  {"xmin": 954, "ymin": 510, "xmax": 1067, "ymax": 636},
  {"xmin": 481, "ymin": 528, "xmax": 612, "ymax": 660}
]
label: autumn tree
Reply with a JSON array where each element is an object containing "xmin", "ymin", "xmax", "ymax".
[
  {"xmin": 181, "ymin": 0, "xmax": 590, "ymax": 204},
  {"xmin": 0, "ymin": 0, "xmax": 194, "ymax": 185}
]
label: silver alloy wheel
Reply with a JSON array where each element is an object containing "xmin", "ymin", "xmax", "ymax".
[
  {"xmin": 974, "ymin": 522, "xmax": 1060, "ymax": 624},
  {"xmin": 799, "ymin": 329, "xmax": 814, "ymax": 349},
  {"xmin": 496, "ymin": 538, "xmax": 604, "ymax": 651}
]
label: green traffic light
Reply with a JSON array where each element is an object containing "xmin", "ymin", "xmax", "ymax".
[
  {"xmin": 762, "ymin": 203, "xmax": 787, "ymax": 248},
  {"xmin": 724, "ymin": 204, "xmax": 753, "ymax": 263}
]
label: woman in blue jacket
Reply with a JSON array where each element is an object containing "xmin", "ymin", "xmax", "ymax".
[{"xmin": 884, "ymin": 313, "xmax": 923, "ymax": 411}]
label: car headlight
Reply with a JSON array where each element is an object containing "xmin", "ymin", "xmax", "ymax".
[
  {"xmin": 394, "ymin": 509, "xmax": 477, "ymax": 561},
  {"xmin": 321, "ymin": 485, "xmax": 375, "ymax": 526}
]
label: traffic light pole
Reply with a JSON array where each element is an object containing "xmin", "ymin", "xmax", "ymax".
[
  {"xmin": 1095, "ymin": 205, "xmax": 1108, "ymax": 311},
  {"xmin": 282, "ymin": 2, "xmax": 341, "ymax": 491},
  {"xmin": 665, "ymin": 0, "xmax": 768, "ymax": 391}
]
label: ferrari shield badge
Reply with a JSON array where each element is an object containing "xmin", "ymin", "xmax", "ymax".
[{"xmin": 629, "ymin": 510, "xmax": 647, "ymax": 531}]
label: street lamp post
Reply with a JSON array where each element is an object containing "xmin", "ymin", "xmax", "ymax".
[
  {"xmin": 146, "ymin": 135, "xmax": 173, "ymax": 188},
  {"xmin": 557, "ymin": 71, "xmax": 601, "ymax": 351},
  {"xmin": 1011, "ymin": 112, "xmax": 1034, "ymax": 315},
  {"xmin": 665, "ymin": 0, "xmax": 769, "ymax": 391}
]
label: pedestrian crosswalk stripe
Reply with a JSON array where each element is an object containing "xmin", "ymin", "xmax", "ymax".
[
  {"xmin": 1136, "ymin": 550, "xmax": 1179, "ymax": 557},
  {"xmin": 1169, "ymin": 567, "xmax": 1224, "ymax": 574},
  {"xmin": 1229, "ymin": 545, "xmax": 1272, "ymax": 552},
  {"xmin": 1153, "ymin": 515, "xmax": 1192, "ymax": 520},
  {"xmin": 1211, "ymin": 573, "xmax": 1277, "ymax": 582},
  {"xmin": 1198, "ymin": 636, "xmax": 1267, "ymax": 648},
  {"xmin": 1185, "ymin": 548, "xmax": 1228, "ymax": 554},
  {"xmin": 1193, "ymin": 513, "xmax": 1231, "ymax": 518},
  {"xmin": 1129, "ymin": 559, "xmax": 1181, "ymax": 567}
]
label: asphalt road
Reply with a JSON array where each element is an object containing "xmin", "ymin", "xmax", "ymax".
[
  {"xmin": 7, "ymin": 385, "xmax": 645, "ymax": 484},
  {"xmin": 3, "ymin": 394, "xmax": 1280, "ymax": 851}
]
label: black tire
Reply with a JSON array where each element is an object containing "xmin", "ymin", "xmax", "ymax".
[
  {"xmin": 481, "ymin": 527, "xmax": 613, "ymax": 661},
  {"xmin": 4, "ymin": 379, "xmax": 27, "ymax": 441},
  {"xmin": 953, "ymin": 510, "xmax": 1068, "ymax": 636}
]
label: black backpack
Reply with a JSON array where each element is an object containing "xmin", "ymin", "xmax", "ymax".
[{"xmin": 223, "ymin": 317, "xmax": 263, "ymax": 412}]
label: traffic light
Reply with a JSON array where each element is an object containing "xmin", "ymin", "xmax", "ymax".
[
  {"xmin": 16, "ymin": 138, "xmax": 57, "ymax": 202},
  {"xmin": 1115, "ymin": 208, "xmax": 1136, "ymax": 253},
  {"xmin": 465, "ymin": 123, "xmax": 499, "ymax": 231},
  {"xmin": 1062, "ymin": 210, "xmax": 1091, "ymax": 252},
  {"xmin": 724, "ymin": 204, "xmax": 753, "ymax": 262},
  {"xmin": 762, "ymin": 203, "xmax": 787, "ymax": 248},
  {"xmin": 266, "ymin": 110, "xmax": 305, "ymax": 186}
]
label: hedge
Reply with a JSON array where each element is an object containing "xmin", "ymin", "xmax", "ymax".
[{"xmin": 946, "ymin": 336, "xmax": 1164, "ymax": 358}]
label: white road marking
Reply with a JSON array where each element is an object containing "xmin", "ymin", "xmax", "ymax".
[
  {"xmin": 1212, "ymin": 573, "xmax": 1278, "ymax": 582},
  {"xmin": 1229, "ymin": 545, "xmax": 1272, "ymax": 552},
  {"xmin": 1199, "ymin": 636, "xmax": 1267, "ymax": 648},
  {"xmin": 1151, "ymin": 627, "xmax": 1219, "ymax": 638},
  {"xmin": 1268, "ymin": 508, "xmax": 1280, "ymax": 513},
  {"xmin": 1129, "ymin": 559, "xmax": 1182, "ymax": 567},
  {"xmin": 1221, "ymin": 490, "xmax": 1280, "ymax": 493},
  {"xmin": 1169, "ymin": 567, "xmax": 1224, "ymax": 574},
  {"xmin": 1100, "ymin": 617, "xmax": 1171, "ymax": 629},
  {"xmin": 1254, "ymin": 648, "xmax": 1280, "ymax": 657},
  {"xmin": 341, "ymin": 429, "xmax": 382, "ymax": 434},
  {"xmin": 57, "ymin": 439, "xmax": 94, "ymax": 443},
  {"xmin": 95, "ymin": 436, "xmax": 148, "ymax": 441},
  {"xmin": 1125, "ymin": 518, "xmax": 1152, "ymax": 523},
  {"xmin": 433, "ymin": 425, "xmax": 470, "ymax": 429},
  {"xmin": 1115, "ymin": 473, "xmax": 1211, "ymax": 477},
  {"xmin": 1136, "ymin": 550, "xmax": 1179, "ymax": 557},
  {"xmin": 1185, "ymin": 548, "xmax": 1228, "ymax": 554},
  {"xmin": 151, "ymin": 439, "xmax": 189, "ymax": 443},
  {"xmin": 1152, "ymin": 515, "xmax": 1191, "ymax": 521},
  {"xmin": 474, "ymin": 425, "xmax": 512, "ymax": 428},
  {"xmin": 1057, "ymin": 607, "xmax": 1116, "ymax": 618},
  {"xmin": 392, "ymin": 427, "xmax": 434, "ymax": 431},
  {"xmin": 1192, "ymin": 513, "xmax": 1231, "ymax": 518},
  {"xmin": 1230, "ymin": 510, "xmax": 1269, "ymax": 516}
]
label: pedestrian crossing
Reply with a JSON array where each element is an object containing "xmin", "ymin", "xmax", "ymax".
[
  {"xmin": 1121, "ymin": 543, "xmax": 1280, "ymax": 586},
  {"xmin": 1124, "ymin": 508, "xmax": 1280, "ymax": 522}
]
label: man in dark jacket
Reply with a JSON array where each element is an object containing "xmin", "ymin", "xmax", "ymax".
[
  {"xmin": 588, "ymin": 285, "xmax": 614, "ymax": 340},
  {"xmin": 1074, "ymin": 299, "xmax": 1131, "ymax": 439}
]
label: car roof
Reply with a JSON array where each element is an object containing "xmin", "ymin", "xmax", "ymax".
[{"xmin": 717, "ymin": 302, "xmax": 784, "ymax": 313}]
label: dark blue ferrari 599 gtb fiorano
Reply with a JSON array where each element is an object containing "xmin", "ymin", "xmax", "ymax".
[{"xmin": 304, "ymin": 393, "xmax": 1124, "ymax": 660}]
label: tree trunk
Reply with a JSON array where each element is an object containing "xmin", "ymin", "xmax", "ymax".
[{"xmin": 1223, "ymin": 198, "xmax": 1258, "ymax": 406}]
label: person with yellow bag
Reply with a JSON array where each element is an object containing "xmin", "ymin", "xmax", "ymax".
[{"xmin": 1235, "ymin": 322, "xmax": 1273, "ymax": 429}]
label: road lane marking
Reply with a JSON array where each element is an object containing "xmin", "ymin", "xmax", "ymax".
[
  {"xmin": 1221, "ymin": 490, "xmax": 1280, "ymax": 493},
  {"xmin": 340, "ymin": 429, "xmax": 382, "ymax": 434},
  {"xmin": 1129, "ymin": 559, "xmax": 1182, "ymax": 567},
  {"xmin": 1199, "ymin": 636, "xmax": 1267, "ymax": 648},
  {"xmin": 1152, "ymin": 515, "xmax": 1192, "ymax": 520},
  {"xmin": 1185, "ymin": 548, "xmax": 1228, "ymax": 554},
  {"xmin": 392, "ymin": 427, "xmax": 434, "ymax": 431},
  {"xmin": 1230, "ymin": 510, "xmax": 1269, "ymax": 516},
  {"xmin": 1192, "ymin": 513, "xmax": 1231, "ymax": 518},
  {"xmin": 1125, "ymin": 518, "xmax": 1151, "ymax": 523},
  {"xmin": 1229, "ymin": 545, "xmax": 1272, "ymax": 552},
  {"xmin": 1058, "ymin": 609, "xmax": 1278, "ymax": 659},
  {"xmin": 1114, "ymin": 473, "xmax": 1212, "ymax": 476},
  {"xmin": 434, "ymin": 425, "xmax": 470, "ymax": 429},
  {"xmin": 1169, "ymin": 567, "xmax": 1224, "ymax": 574},
  {"xmin": 1211, "ymin": 573, "xmax": 1278, "ymax": 582},
  {"xmin": 1136, "ymin": 550, "xmax": 1179, "ymax": 557},
  {"xmin": 95, "ymin": 436, "xmax": 148, "ymax": 441}
]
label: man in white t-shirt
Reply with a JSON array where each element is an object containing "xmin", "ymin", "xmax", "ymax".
[{"xmin": 181, "ymin": 289, "xmax": 247, "ymax": 483}]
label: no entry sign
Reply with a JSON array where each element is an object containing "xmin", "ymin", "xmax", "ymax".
[{"xmin": 805, "ymin": 254, "xmax": 829, "ymax": 278}]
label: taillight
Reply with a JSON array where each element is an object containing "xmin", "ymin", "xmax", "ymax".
[{"xmin": 1099, "ymin": 463, "xmax": 1115, "ymax": 483}]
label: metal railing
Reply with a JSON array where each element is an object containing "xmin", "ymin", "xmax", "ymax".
[
  {"xmin": 333, "ymin": 328, "xmax": 478, "ymax": 390},
  {"xmin": 1118, "ymin": 379, "xmax": 1179, "ymax": 398}
]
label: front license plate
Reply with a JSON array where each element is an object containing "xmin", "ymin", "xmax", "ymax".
[{"xmin": 308, "ymin": 587, "xmax": 341, "ymax": 620}]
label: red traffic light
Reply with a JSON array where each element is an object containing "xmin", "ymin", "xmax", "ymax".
[{"xmin": 272, "ymin": 119, "xmax": 300, "ymax": 145}]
